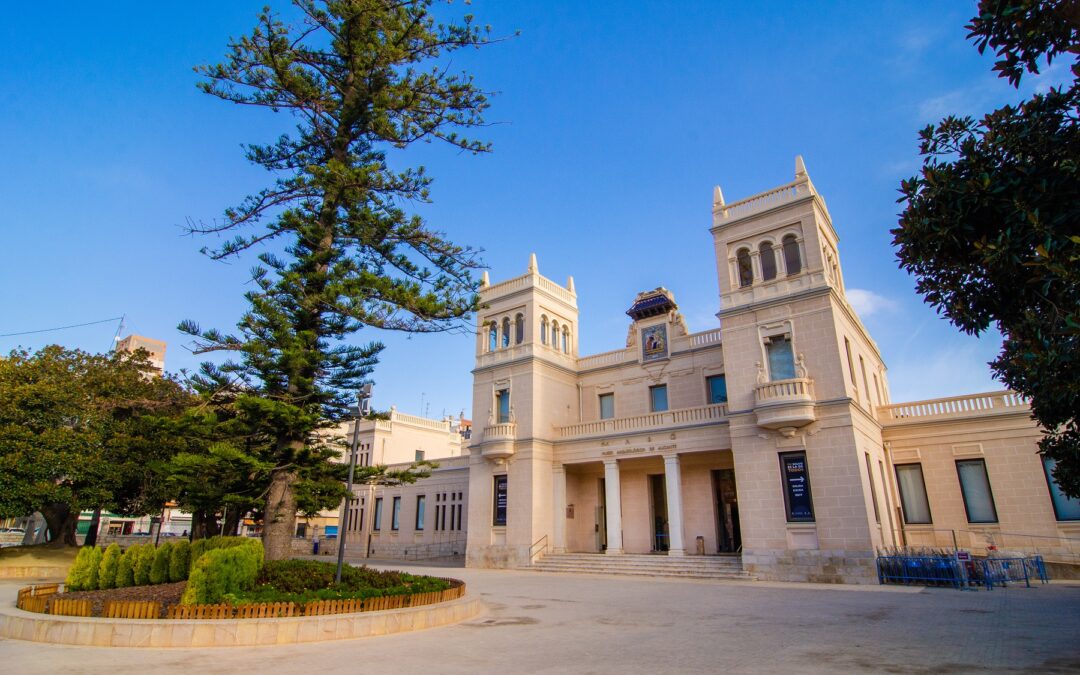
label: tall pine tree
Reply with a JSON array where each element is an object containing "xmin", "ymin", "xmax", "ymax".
[{"xmin": 181, "ymin": 0, "xmax": 492, "ymax": 559}]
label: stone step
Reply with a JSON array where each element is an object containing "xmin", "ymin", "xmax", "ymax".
[{"xmin": 532, "ymin": 553, "xmax": 753, "ymax": 580}]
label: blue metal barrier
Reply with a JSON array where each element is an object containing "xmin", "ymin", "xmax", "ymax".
[{"xmin": 877, "ymin": 553, "xmax": 1048, "ymax": 590}]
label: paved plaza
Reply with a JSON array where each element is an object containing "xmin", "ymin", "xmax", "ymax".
[{"xmin": 2, "ymin": 564, "xmax": 1079, "ymax": 674}]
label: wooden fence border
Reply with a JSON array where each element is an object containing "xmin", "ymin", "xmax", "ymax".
[{"xmin": 16, "ymin": 578, "xmax": 465, "ymax": 620}]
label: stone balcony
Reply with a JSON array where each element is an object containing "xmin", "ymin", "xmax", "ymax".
[
  {"xmin": 556, "ymin": 403, "xmax": 728, "ymax": 441},
  {"xmin": 480, "ymin": 422, "xmax": 517, "ymax": 460},
  {"xmin": 754, "ymin": 377, "xmax": 816, "ymax": 433}
]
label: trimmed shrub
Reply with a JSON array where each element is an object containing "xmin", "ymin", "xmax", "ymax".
[
  {"xmin": 134, "ymin": 543, "xmax": 156, "ymax": 585},
  {"xmin": 65, "ymin": 546, "xmax": 97, "ymax": 591},
  {"xmin": 98, "ymin": 544, "xmax": 122, "ymax": 589},
  {"xmin": 150, "ymin": 543, "xmax": 172, "ymax": 585},
  {"xmin": 85, "ymin": 545, "xmax": 103, "ymax": 590},
  {"xmin": 242, "ymin": 560, "xmax": 450, "ymax": 604},
  {"xmin": 169, "ymin": 540, "xmax": 191, "ymax": 582},
  {"xmin": 181, "ymin": 538, "xmax": 264, "ymax": 605},
  {"xmin": 116, "ymin": 545, "xmax": 138, "ymax": 588}
]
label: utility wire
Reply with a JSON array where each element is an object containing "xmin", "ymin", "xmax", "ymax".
[{"xmin": 0, "ymin": 316, "xmax": 125, "ymax": 338}]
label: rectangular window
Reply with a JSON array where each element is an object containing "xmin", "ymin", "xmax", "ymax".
[
  {"xmin": 895, "ymin": 464, "xmax": 932, "ymax": 524},
  {"xmin": 956, "ymin": 459, "xmax": 998, "ymax": 523},
  {"xmin": 493, "ymin": 475, "xmax": 508, "ymax": 526},
  {"xmin": 599, "ymin": 393, "xmax": 615, "ymax": 419},
  {"xmin": 391, "ymin": 496, "xmax": 401, "ymax": 531},
  {"xmin": 415, "ymin": 495, "xmax": 426, "ymax": 530},
  {"xmin": 415, "ymin": 449, "xmax": 425, "ymax": 462},
  {"xmin": 859, "ymin": 356, "xmax": 871, "ymax": 407},
  {"xmin": 766, "ymin": 335, "xmax": 796, "ymax": 381},
  {"xmin": 373, "ymin": 498, "xmax": 383, "ymax": 531},
  {"xmin": 706, "ymin": 375, "xmax": 728, "ymax": 404},
  {"xmin": 779, "ymin": 451, "xmax": 815, "ymax": 522},
  {"xmin": 496, "ymin": 389, "xmax": 511, "ymax": 424},
  {"xmin": 865, "ymin": 453, "xmax": 880, "ymax": 523},
  {"xmin": 1043, "ymin": 457, "xmax": 1080, "ymax": 521},
  {"xmin": 649, "ymin": 384, "xmax": 668, "ymax": 412}
]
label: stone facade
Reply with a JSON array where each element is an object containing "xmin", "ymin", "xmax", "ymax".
[{"xmin": 461, "ymin": 157, "xmax": 1079, "ymax": 582}]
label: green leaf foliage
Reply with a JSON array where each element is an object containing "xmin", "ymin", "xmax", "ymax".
[
  {"xmin": 180, "ymin": 0, "xmax": 497, "ymax": 559},
  {"xmin": 181, "ymin": 538, "xmax": 264, "ymax": 605},
  {"xmin": 98, "ymin": 544, "xmax": 122, "ymax": 589},
  {"xmin": 150, "ymin": 543, "xmax": 172, "ymax": 585},
  {"xmin": 115, "ymin": 546, "xmax": 138, "ymax": 588},
  {"xmin": 65, "ymin": 546, "xmax": 97, "ymax": 591},
  {"xmin": 239, "ymin": 559, "xmax": 449, "ymax": 604},
  {"xmin": 169, "ymin": 540, "xmax": 192, "ymax": 582},
  {"xmin": 894, "ymin": 0, "xmax": 1080, "ymax": 497}
]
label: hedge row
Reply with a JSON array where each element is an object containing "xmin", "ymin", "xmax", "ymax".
[
  {"xmin": 181, "ymin": 538, "xmax": 264, "ymax": 605},
  {"xmin": 65, "ymin": 536, "xmax": 257, "ymax": 592}
]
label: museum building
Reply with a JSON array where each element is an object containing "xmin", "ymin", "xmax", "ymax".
[{"xmin": 455, "ymin": 157, "xmax": 1079, "ymax": 583}]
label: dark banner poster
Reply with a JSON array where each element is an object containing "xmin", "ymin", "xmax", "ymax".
[
  {"xmin": 493, "ymin": 475, "xmax": 508, "ymax": 526},
  {"xmin": 781, "ymin": 452, "xmax": 815, "ymax": 522}
]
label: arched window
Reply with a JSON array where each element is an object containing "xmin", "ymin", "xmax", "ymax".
[
  {"xmin": 540, "ymin": 316, "xmax": 549, "ymax": 344},
  {"xmin": 562, "ymin": 328, "xmax": 569, "ymax": 353},
  {"xmin": 759, "ymin": 242, "xmax": 777, "ymax": 281},
  {"xmin": 736, "ymin": 248, "xmax": 753, "ymax": 288},
  {"xmin": 515, "ymin": 313, "xmax": 524, "ymax": 344},
  {"xmin": 501, "ymin": 318, "xmax": 511, "ymax": 348},
  {"xmin": 783, "ymin": 235, "xmax": 802, "ymax": 276},
  {"xmin": 487, "ymin": 322, "xmax": 497, "ymax": 352},
  {"xmin": 551, "ymin": 321, "xmax": 559, "ymax": 349}
]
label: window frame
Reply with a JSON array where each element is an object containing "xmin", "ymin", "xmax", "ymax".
[
  {"xmin": 955, "ymin": 459, "xmax": 999, "ymax": 524},
  {"xmin": 706, "ymin": 374, "xmax": 728, "ymax": 404},
  {"xmin": 649, "ymin": 384, "xmax": 668, "ymax": 412},
  {"xmin": 493, "ymin": 475, "xmax": 508, "ymax": 526},
  {"xmin": 894, "ymin": 463, "xmax": 933, "ymax": 525},
  {"xmin": 736, "ymin": 248, "xmax": 753, "ymax": 288},
  {"xmin": 391, "ymin": 495, "xmax": 401, "ymax": 531},
  {"xmin": 782, "ymin": 234, "xmax": 801, "ymax": 276},
  {"xmin": 496, "ymin": 388, "xmax": 511, "ymax": 424},
  {"xmin": 1042, "ymin": 456, "xmax": 1080, "ymax": 521},
  {"xmin": 598, "ymin": 392, "xmax": 615, "ymax": 420},
  {"xmin": 759, "ymin": 241, "xmax": 777, "ymax": 281},
  {"xmin": 415, "ymin": 495, "xmax": 426, "ymax": 531},
  {"xmin": 373, "ymin": 497, "xmax": 383, "ymax": 531}
]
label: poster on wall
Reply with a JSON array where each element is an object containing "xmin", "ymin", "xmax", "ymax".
[
  {"xmin": 641, "ymin": 324, "xmax": 668, "ymax": 362},
  {"xmin": 780, "ymin": 452, "xmax": 815, "ymax": 522},
  {"xmin": 493, "ymin": 475, "xmax": 508, "ymax": 526}
]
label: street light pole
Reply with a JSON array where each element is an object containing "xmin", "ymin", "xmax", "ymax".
[{"xmin": 336, "ymin": 385, "xmax": 372, "ymax": 584}]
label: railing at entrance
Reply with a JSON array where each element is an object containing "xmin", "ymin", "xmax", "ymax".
[
  {"xmin": 556, "ymin": 403, "xmax": 728, "ymax": 440},
  {"xmin": 529, "ymin": 535, "xmax": 549, "ymax": 564}
]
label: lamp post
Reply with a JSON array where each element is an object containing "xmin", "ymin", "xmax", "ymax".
[{"xmin": 336, "ymin": 385, "xmax": 372, "ymax": 584}]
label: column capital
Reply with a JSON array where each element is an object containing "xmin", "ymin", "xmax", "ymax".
[
  {"xmin": 552, "ymin": 464, "xmax": 566, "ymax": 474},
  {"xmin": 603, "ymin": 458, "xmax": 619, "ymax": 468}
]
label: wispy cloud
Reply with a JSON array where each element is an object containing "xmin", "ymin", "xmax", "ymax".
[{"xmin": 847, "ymin": 288, "xmax": 899, "ymax": 318}]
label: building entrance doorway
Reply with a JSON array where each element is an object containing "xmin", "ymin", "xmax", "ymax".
[
  {"xmin": 596, "ymin": 477, "xmax": 607, "ymax": 552},
  {"xmin": 713, "ymin": 469, "xmax": 741, "ymax": 553},
  {"xmin": 649, "ymin": 474, "xmax": 669, "ymax": 552}
]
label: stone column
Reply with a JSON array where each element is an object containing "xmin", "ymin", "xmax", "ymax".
[
  {"xmin": 552, "ymin": 464, "xmax": 567, "ymax": 553},
  {"xmin": 603, "ymin": 459, "xmax": 623, "ymax": 555},
  {"xmin": 663, "ymin": 454, "xmax": 686, "ymax": 556}
]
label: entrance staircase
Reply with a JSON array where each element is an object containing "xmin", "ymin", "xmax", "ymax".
[{"xmin": 531, "ymin": 552, "xmax": 753, "ymax": 580}]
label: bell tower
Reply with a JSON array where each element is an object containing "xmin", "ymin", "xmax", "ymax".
[{"xmin": 466, "ymin": 254, "xmax": 580, "ymax": 568}]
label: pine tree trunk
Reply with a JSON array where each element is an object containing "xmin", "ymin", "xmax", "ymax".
[
  {"xmin": 39, "ymin": 503, "xmax": 79, "ymax": 547},
  {"xmin": 263, "ymin": 467, "xmax": 299, "ymax": 561},
  {"xmin": 83, "ymin": 507, "xmax": 102, "ymax": 547},
  {"xmin": 223, "ymin": 508, "xmax": 242, "ymax": 537}
]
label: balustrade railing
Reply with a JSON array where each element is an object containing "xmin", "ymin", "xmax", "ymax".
[
  {"xmin": 716, "ymin": 180, "xmax": 812, "ymax": 221},
  {"xmin": 877, "ymin": 391, "xmax": 1028, "ymax": 424},
  {"xmin": 755, "ymin": 377, "xmax": 813, "ymax": 403},
  {"xmin": 557, "ymin": 403, "xmax": 727, "ymax": 439},
  {"xmin": 484, "ymin": 422, "xmax": 517, "ymax": 441}
]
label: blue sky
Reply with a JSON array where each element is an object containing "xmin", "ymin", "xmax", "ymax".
[{"xmin": 0, "ymin": 1, "xmax": 1069, "ymax": 419}]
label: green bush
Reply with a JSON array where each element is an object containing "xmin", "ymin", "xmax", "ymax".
[
  {"xmin": 85, "ymin": 545, "xmax": 103, "ymax": 590},
  {"xmin": 239, "ymin": 560, "xmax": 451, "ymax": 604},
  {"xmin": 181, "ymin": 538, "xmax": 264, "ymax": 605},
  {"xmin": 65, "ymin": 546, "xmax": 97, "ymax": 591},
  {"xmin": 98, "ymin": 544, "xmax": 122, "ymax": 589},
  {"xmin": 169, "ymin": 540, "xmax": 191, "ymax": 582},
  {"xmin": 134, "ymin": 543, "xmax": 156, "ymax": 585},
  {"xmin": 150, "ymin": 543, "xmax": 172, "ymax": 585},
  {"xmin": 115, "ymin": 545, "xmax": 138, "ymax": 588}
]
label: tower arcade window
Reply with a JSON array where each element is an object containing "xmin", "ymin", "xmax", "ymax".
[
  {"xmin": 736, "ymin": 248, "xmax": 753, "ymax": 288},
  {"xmin": 759, "ymin": 241, "xmax": 777, "ymax": 281},
  {"xmin": 783, "ymin": 235, "xmax": 802, "ymax": 275},
  {"xmin": 515, "ymin": 313, "xmax": 524, "ymax": 344},
  {"xmin": 501, "ymin": 317, "xmax": 511, "ymax": 348},
  {"xmin": 562, "ymin": 327, "xmax": 569, "ymax": 353},
  {"xmin": 487, "ymin": 322, "xmax": 497, "ymax": 352},
  {"xmin": 540, "ymin": 316, "xmax": 549, "ymax": 344},
  {"xmin": 551, "ymin": 321, "xmax": 559, "ymax": 348}
]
